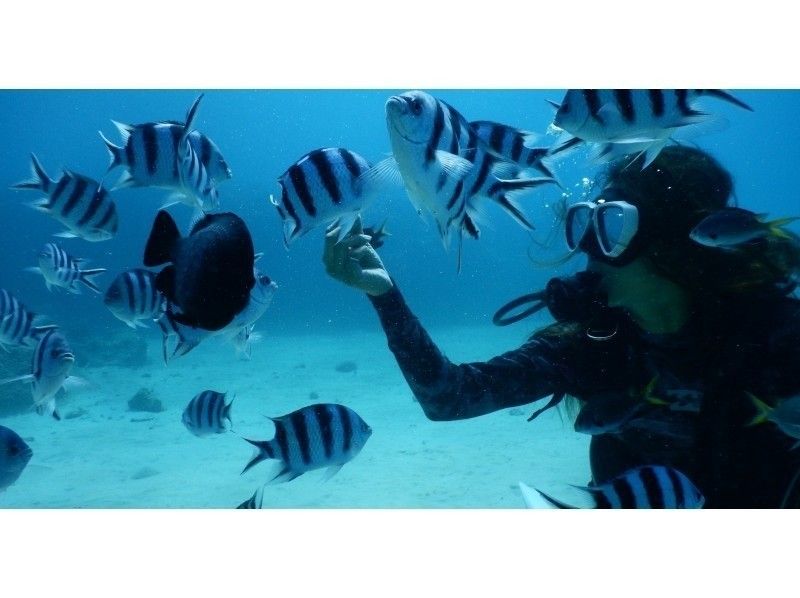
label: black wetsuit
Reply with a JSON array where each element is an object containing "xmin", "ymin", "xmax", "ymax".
[{"xmin": 368, "ymin": 283, "xmax": 800, "ymax": 508}]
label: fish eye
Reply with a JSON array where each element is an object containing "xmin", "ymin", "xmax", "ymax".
[
  {"xmin": 410, "ymin": 98, "xmax": 423, "ymax": 116},
  {"xmin": 260, "ymin": 275, "xmax": 271, "ymax": 285},
  {"xmin": 709, "ymin": 232, "xmax": 718, "ymax": 240},
  {"xmin": 8, "ymin": 444, "xmax": 19, "ymax": 456}
]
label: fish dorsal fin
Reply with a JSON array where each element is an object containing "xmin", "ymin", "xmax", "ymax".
[
  {"xmin": 111, "ymin": 120, "xmax": 133, "ymax": 143},
  {"xmin": 183, "ymin": 94, "xmax": 205, "ymax": 137},
  {"xmin": 144, "ymin": 210, "xmax": 181, "ymax": 267},
  {"xmin": 435, "ymin": 150, "xmax": 473, "ymax": 180}
]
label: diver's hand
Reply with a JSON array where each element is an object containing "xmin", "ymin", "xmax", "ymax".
[{"xmin": 323, "ymin": 216, "xmax": 394, "ymax": 297}]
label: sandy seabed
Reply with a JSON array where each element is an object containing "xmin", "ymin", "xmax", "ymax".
[{"xmin": 0, "ymin": 323, "xmax": 590, "ymax": 508}]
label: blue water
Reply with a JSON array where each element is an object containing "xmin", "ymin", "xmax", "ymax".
[{"xmin": 1, "ymin": 90, "xmax": 799, "ymax": 507}]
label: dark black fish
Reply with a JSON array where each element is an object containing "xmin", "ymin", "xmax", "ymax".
[
  {"xmin": 0, "ymin": 425, "xmax": 32, "ymax": 492},
  {"xmin": 363, "ymin": 221, "xmax": 390, "ymax": 249},
  {"xmin": 144, "ymin": 210, "xmax": 255, "ymax": 331}
]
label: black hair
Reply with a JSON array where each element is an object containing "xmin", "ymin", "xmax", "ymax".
[{"xmin": 603, "ymin": 145, "xmax": 799, "ymax": 298}]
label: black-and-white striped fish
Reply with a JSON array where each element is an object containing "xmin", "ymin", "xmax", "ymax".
[
  {"xmin": 27, "ymin": 243, "xmax": 106, "ymax": 294},
  {"xmin": 11, "ymin": 154, "xmax": 119, "ymax": 242},
  {"xmin": 236, "ymin": 486, "xmax": 265, "ymax": 509},
  {"xmin": 157, "ymin": 269, "xmax": 277, "ymax": 363},
  {"xmin": 100, "ymin": 94, "xmax": 231, "ymax": 205},
  {"xmin": 0, "ymin": 328, "xmax": 75, "ymax": 420},
  {"xmin": 175, "ymin": 94, "xmax": 219, "ymax": 212},
  {"xmin": 385, "ymin": 90, "xmax": 556, "ymax": 268},
  {"xmin": 271, "ymin": 147, "xmax": 389, "ymax": 247},
  {"xmin": 470, "ymin": 120, "xmax": 556, "ymax": 180},
  {"xmin": 548, "ymin": 89, "xmax": 753, "ymax": 168},
  {"xmin": 519, "ymin": 465, "xmax": 705, "ymax": 509},
  {"xmin": 241, "ymin": 403, "xmax": 372, "ymax": 483},
  {"xmin": 0, "ymin": 289, "xmax": 55, "ymax": 350},
  {"xmin": 182, "ymin": 390, "xmax": 234, "ymax": 437},
  {"xmin": 103, "ymin": 269, "xmax": 165, "ymax": 329}
]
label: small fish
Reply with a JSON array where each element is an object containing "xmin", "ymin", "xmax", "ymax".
[
  {"xmin": 104, "ymin": 269, "xmax": 165, "ymax": 329},
  {"xmin": 0, "ymin": 289, "xmax": 56, "ymax": 350},
  {"xmin": 100, "ymin": 95, "xmax": 231, "ymax": 198},
  {"xmin": 241, "ymin": 403, "xmax": 372, "ymax": 483},
  {"xmin": 573, "ymin": 393, "xmax": 647, "ymax": 435},
  {"xmin": 385, "ymin": 90, "xmax": 556, "ymax": 269},
  {"xmin": 470, "ymin": 120, "xmax": 555, "ymax": 179},
  {"xmin": 363, "ymin": 221, "xmax": 391, "ymax": 249},
  {"xmin": 157, "ymin": 269, "xmax": 277, "ymax": 362},
  {"xmin": 548, "ymin": 89, "xmax": 753, "ymax": 168},
  {"xmin": 182, "ymin": 390, "xmax": 234, "ymax": 437},
  {"xmin": 520, "ymin": 465, "xmax": 705, "ymax": 509},
  {"xmin": 690, "ymin": 208, "xmax": 799, "ymax": 248},
  {"xmin": 237, "ymin": 486, "xmax": 265, "ymax": 509},
  {"xmin": 144, "ymin": 210, "xmax": 256, "ymax": 332},
  {"xmin": 11, "ymin": 154, "xmax": 119, "ymax": 241},
  {"xmin": 747, "ymin": 392, "xmax": 800, "ymax": 449},
  {"xmin": 0, "ymin": 328, "xmax": 76, "ymax": 420},
  {"xmin": 232, "ymin": 325, "xmax": 263, "ymax": 361},
  {"xmin": 0, "ymin": 425, "xmax": 33, "ymax": 492},
  {"xmin": 27, "ymin": 243, "xmax": 106, "ymax": 294},
  {"xmin": 271, "ymin": 147, "xmax": 388, "ymax": 247}
]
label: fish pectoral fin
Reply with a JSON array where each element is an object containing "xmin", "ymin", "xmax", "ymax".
[
  {"xmin": 434, "ymin": 150, "xmax": 473, "ymax": 180},
  {"xmin": 356, "ymin": 156, "xmax": 404, "ymax": 198},
  {"xmin": 595, "ymin": 103, "xmax": 621, "ymax": 125},
  {"xmin": 112, "ymin": 171, "xmax": 137, "ymax": 190},
  {"xmin": 0, "ymin": 374, "xmax": 34, "ymax": 386},
  {"xmin": 62, "ymin": 376, "xmax": 90, "ymax": 393}
]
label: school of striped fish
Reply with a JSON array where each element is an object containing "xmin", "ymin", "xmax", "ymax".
[{"xmin": 1, "ymin": 89, "xmax": 757, "ymax": 506}]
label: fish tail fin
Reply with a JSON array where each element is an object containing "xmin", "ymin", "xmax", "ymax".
[
  {"xmin": 746, "ymin": 392, "xmax": 772, "ymax": 426},
  {"xmin": 699, "ymin": 89, "xmax": 754, "ymax": 112},
  {"xmin": 144, "ymin": 210, "xmax": 181, "ymax": 267},
  {"xmin": 12, "ymin": 153, "xmax": 53, "ymax": 192},
  {"xmin": 241, "ymin": 438, "xmax": 275, "ymax": 474},
  {"xmin": 99, "ymin": 130, "xmax": 125, "ymax": 171},
  {"xmin": 78, "ymin": 269, "xmax": 107, "ymax": 294},
  {"xmin": 487, "ymin": 177, "xmax": 555, "ymax": 230},
  {"xmin": 643, "ymin": 376, "xmax": 669, "ymax": 405},
  {"xmin": 765, "ymin": 217, "xmax": 800, "ymax": 239}
]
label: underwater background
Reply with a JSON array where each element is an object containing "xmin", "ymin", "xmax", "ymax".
[{"xmin": 0, "ymin": 89, "xmax": 798, "ymax": 507}]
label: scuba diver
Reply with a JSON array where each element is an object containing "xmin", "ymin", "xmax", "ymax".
[{"xmin": 322, "ymin": 145, "xmax": 800, "ymax": 508}]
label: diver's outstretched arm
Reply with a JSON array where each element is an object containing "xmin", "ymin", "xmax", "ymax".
[{"xmin": 368, "ymin": 284, "xmax": 567, "ymax": 421}]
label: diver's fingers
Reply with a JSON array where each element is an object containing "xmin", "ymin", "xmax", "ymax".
[
  {"xmin": 324, "ymin": 225, "xmax": 342, "ymax": 253},
  {"xmin": 350, "ymin": 245, "xmax": 383, "ymax": 269},
  {"xmin": 348, "ymin": 215, "xmax": 364, "ymax": 236},
  {"xmin": 342, "ymin": 234, "xmax": 371, "ymax": 250}
]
